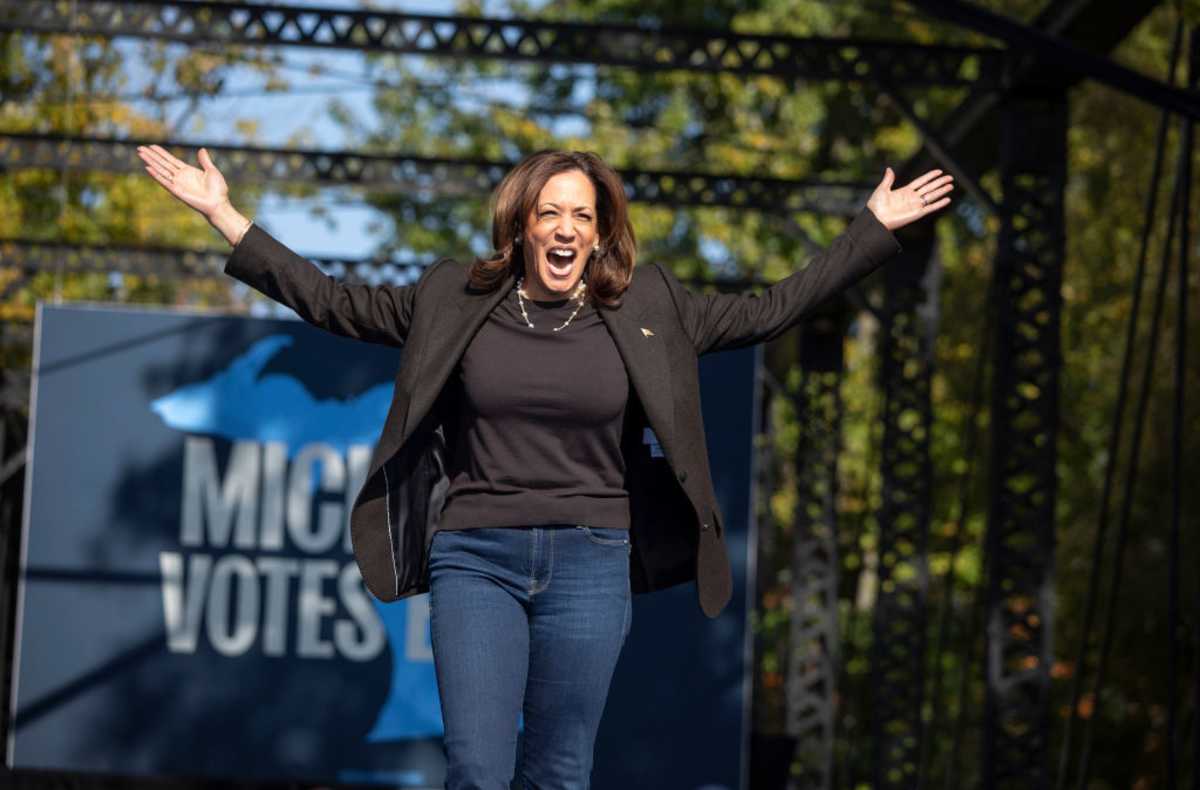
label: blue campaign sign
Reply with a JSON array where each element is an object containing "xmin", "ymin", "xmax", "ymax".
[{"xmin": 8, "ymin": 302, "xmax": 759, "ymax": 789}]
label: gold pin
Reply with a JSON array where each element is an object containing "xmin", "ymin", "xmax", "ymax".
[{"xmin": 640, "ymin": 327, "xmax": 655, "ymax": 337}]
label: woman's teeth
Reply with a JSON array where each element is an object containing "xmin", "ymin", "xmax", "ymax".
[{"xmin": 547, "ymin": 249, "xmax": 575, "ymax": 274}]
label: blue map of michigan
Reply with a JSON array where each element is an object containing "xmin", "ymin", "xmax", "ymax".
[{"xmin": 149, "ymin": 333, "xmax": 446, "ymax": 741}]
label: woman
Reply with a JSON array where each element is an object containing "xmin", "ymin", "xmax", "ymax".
[{"xmin": 137, "ymin": 143, "xmax": 952, "ymax": 789}]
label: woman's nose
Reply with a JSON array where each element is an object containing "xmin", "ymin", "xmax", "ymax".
[{"xmin": 554, "ymin": 218, "xmax": 577, "ymax": 240}]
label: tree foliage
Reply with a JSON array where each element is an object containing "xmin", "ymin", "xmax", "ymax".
[
  {"xmin": 2, "ymin": 1, "xmax": 1197, "ymax": 785},
  {"xmin": 0, "ymin": 29, "xmax": 291, "ymax": 407}
]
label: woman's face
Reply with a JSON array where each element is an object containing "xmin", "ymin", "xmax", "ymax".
[{"xmin": 520, "ymin": 169, "xmax": 598, "ymax": 301}]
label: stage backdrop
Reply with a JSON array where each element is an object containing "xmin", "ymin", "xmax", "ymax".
[{"xmin": 8, "ymin": 302, "xmax": 760, "ymax": 790}]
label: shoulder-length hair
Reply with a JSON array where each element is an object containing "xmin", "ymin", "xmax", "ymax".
[{"xmin": 469, "ymin": 150, "xmax": 637, "ymax": 308}]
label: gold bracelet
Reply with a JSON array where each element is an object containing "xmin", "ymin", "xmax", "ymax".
[{"xmin": 233, "ymin": 217, "xmax": 253, "ymax": 247}]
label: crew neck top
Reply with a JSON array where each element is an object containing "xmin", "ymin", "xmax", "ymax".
[{"xmin": 437, "ymin": 284, "xmax": 632, "ymax": 531}]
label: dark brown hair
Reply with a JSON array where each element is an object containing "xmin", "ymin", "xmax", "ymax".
[{"xmin": 469, "ymin": 150, "xmax": 637, "ymax": 308}]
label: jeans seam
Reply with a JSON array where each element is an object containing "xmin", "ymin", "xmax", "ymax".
[
  {"xmin": 531, "ymin": 527, "xmax": 553, "ymax": 595},
  {"xmin": 575, "ymin": 524, "xmax": 629, "ymax": 547},
  {"xmin": 529, "ymin": 527, "xmax": 537, "ymax": 595}
]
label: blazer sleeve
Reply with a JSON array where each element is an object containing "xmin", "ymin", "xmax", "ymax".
[
  {"xmin": 655, "ymin": 206, "xmax": 903, "ymax": 356},
  {"xmin": 223, "ymin": 222, "xmax": 434, "ymax": 347}
]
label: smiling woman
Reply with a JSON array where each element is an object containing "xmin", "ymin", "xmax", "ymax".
[
  {"xmin": 134, "ymin": 139, "xmax": 952, "ymax": 790},
  {"xmin": 520, "ymin": 170, "xmax": 598, "ymax": 301},
  {"xmin": 470, "ymin": 149, "xmax": 638, "ymax": 309}
]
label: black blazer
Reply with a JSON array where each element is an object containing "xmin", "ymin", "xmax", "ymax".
[{"xmin": 223, "ymin": 206, "xmax": 901, "ymax": 618}]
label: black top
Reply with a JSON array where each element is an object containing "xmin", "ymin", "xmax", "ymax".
[{"xmin": 437, "ymin": 283, "xmax": 632, "ymax": 531}]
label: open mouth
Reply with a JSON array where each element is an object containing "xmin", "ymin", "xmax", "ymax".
[{"xmin": 545, "ymin": 247, "xmax": 577, "ymax": 278}]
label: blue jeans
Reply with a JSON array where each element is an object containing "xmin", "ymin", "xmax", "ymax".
[{"xmin": 428, "ymin": 524, "xmax": 633, "ymax": 790}]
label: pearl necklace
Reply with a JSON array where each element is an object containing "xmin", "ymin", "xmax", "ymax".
[{"xmin": 515, "ymin": 276, "xmax": 587, "ymax": 332}]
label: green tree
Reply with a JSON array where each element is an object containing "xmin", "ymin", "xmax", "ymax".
[
  {"xmin": 1, "ymin": 1, "xmax": 1196, "ymax": 785},
  {"xmin": 0, "ymin": 28, "xmax": 290, "ymax": 369}
]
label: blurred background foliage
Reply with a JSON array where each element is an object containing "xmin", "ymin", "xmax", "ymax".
[{"xmin": 1, "ymin": 0, "xmax": 1198, "ymax": 786}]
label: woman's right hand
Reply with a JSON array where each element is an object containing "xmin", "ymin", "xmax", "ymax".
[
  {"xmin": 137, "ymin": 144, "xmax": 229, "ymax": 219},
  {"xmin": 137, "ymin": 144, "xmax": 252, "ymax": 247}
]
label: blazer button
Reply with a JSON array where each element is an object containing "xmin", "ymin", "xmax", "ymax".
[
  {"xmin": 701, "ymin": 522, "xmax": 710, "ymax": 531},
  {"xmin": 677, "ymin": 469, "xmax": 687, "ymax": 483}
]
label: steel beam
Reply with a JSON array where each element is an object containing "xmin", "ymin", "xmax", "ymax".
[
  {"xmin": 0, "ymin": 236, "xmax": 426, "ymax": 284},
  {"xmin": 0, "ymin": 238, "xmax": 771, "ymax": 294},
  {"xmin": 870, "ymin": 226, "xmax": 936, "ymax": 789},
  {"xmin": 0, "ymin": 0, "xmax": 1001, "ymax": 87},
  {"xmin": 900, "ymin": 1, "xmax": 1165, "ymax": 195},
  {"xmin": 982, "ymin": 84, "xmax": 1065, "ymax": 790},
  {"xmin": 0, "ymin": 132, "xmax": 873, "ymax": 217},
  {"xmin": 906, "ymin": 0, "xmax": 1195, "ymax": 119},
  {"xmin": 786, "ymin": 304, "xmax": 849, "ymax": 790}
]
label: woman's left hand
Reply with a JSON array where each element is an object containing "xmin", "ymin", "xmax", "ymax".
[{"xmin": 866, "ymin": 167, "xmax": 955, "ymax": 232}]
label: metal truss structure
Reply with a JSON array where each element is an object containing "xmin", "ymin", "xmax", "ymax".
[
  {"xmin": 785, "ymin": 306, "xmax": 848, "ymax": 790},
  {"xmin": 0, "ymin": 132, "xmax": 872, "ymax": 217},
  {"xmin": 870, "ymin": 229, "xmax": 937, "ymax": 789},
  {"xmin": 0, "ymin": 237, "xmax": 427, "ymax": 285},
  {"xmin": 0, "ymin": 0, "xmax": 1002, "ymax": 87},
  {"xmin": 0, "ymin": 1, "xmax": 1176, "ymax": 787},
  {"xmin": 908, "ymin": 0, "xmax": 1198, "ymax": 120},
  {"xmin": 0, "ymin": 237, "xmax": 759, "ymax": 294},
  {"xmin": 982, "ymin": 85, "xmax": 1065, "ymax": 790}
]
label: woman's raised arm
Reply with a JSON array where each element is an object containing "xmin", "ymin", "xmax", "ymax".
[
  {"xmin": 660, "ymin": 167, "xmax": 953, "ymax": 356},
  {"xmin": 137, "ymin": 144, "xmax": 423, "ymax": 347}
]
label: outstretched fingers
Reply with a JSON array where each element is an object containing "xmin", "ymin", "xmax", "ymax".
[
  {"xmin": 907, "ymin": 169, "xmax": 945, "ymax": 191},
  {"xmin": 912, "ymin": 170, "xmax": 954, "ymax": 215},
  {"xmin": 142, "ymin": 160, "xmax": 177, "ymax": 195},
  {"xmin": 922, "ymin": 194, "xmax": 952, "ymax": 212},
  {"xmin": 149, "ymin": 144, "xmax": 187, "ymax": 171},
  {"xmin": 921, "ymin": 180, "xmax": 955, "ymax": 204},
  {"xmin": 137, "ymin": 146, "xmax": 175, "ymax": 181}
]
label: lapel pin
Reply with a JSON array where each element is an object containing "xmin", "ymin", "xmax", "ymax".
[{"xmin": 640, "ymin": 327, "xmax": 655, "ymax": 337}]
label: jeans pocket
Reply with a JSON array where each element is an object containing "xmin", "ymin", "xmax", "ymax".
[{"xmin": 575, "ymin": 524, "xmax": 630, "ymax": 547}]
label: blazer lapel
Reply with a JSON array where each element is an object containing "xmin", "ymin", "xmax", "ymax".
[{"xmin": 598, "ymin": 298, "xmax": 675, "ymax": 460}]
